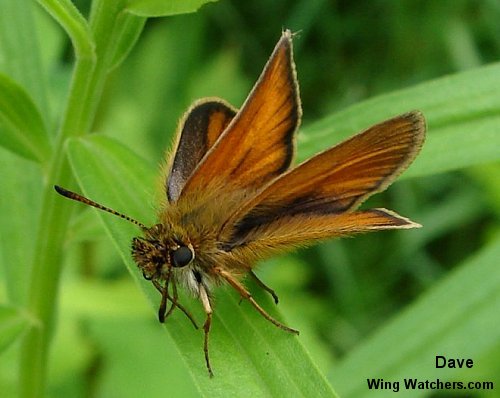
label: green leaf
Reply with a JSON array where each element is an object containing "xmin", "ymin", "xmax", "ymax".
[
  {"xmin": 331, "ymin": 234, "xmax": 500, "ymax": 398},
  {"xmin": 125, "ymin": 0, "xmax": 219, "ymax": 17},
  {"xmin": 0, "ymin": 148, "xmax": 42, "ymax": 304},
  {"xmin": 0, "ymin": 74, "xmax": 51, "ymax": 163},
  {"xmin": 0, "ymin": 305, "xmax": 33, "ymax": 354},
  {"xmin": 0, "ymin": 0, "xmax": 51, "ymax": 119},
  {"xmin": 109, "ymin": 14, "xmax": 146, "ymax": 71},
  {"xmin": 66, "ymin": 134, "xmax": 337, "ymax": 397},
  {"xmin": 299, "ymin": 62, "xmax": 500, "ymax": 177},
  {"xmin": 36, "ymin": 0, "xmax": 95, "ymax": 59}
]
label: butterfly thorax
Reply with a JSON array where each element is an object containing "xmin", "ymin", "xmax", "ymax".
[{"xmin": 131, "ymin": 193, "xmax": 253, "ymax": 297}]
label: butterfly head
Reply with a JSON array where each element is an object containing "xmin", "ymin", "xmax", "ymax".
[{"xmin": 132, "ymin": 223, "xmax": 195, "ymax": 281}]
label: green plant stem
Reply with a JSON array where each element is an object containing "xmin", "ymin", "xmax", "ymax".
[
  {"xmin": 36, "ymin": 0, "xmax": 94, "ymax": 59},
  {"xmin": 18, "ymin": 55, "xmax": 95, "ymax": 398},
  {"xmin": 18, "ymin": 1, "xmax": 132, "ymax": 396}
]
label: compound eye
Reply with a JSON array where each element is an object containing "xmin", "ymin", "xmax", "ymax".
[{"xmin": 171, "ymin": 246, "xmax": 193, "ymax": 268}]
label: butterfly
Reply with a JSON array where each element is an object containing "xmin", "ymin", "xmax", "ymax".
[{"xmin": 55, "ymin": 29, "xmax": 425, "ymax": 376}]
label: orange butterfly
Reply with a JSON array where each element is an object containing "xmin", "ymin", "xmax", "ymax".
[{"xmin": 55, "ymin": 29, "xmax": 425, "ymax": 376}]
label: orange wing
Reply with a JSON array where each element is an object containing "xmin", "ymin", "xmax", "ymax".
[
  {"xmin": 224, "ymin": 209, "xmax": 420, "ymax": 254},
  {"xmin": 179, "ymin": 30, "xmax": 301, "ymax": 200},
  {"xmin": 166, "ymin": 99, "xmax": 236, "ymax": 202},
  {"xmin": 222, "ymin": 111, "xmax": 425, "ymax": 249}
]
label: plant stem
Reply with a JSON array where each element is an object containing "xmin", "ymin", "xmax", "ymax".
[
  {"xmin": 18, "ymin": 1, "xmax": 133, "ymax": 396},
  {"xmin": 18, "ymin": 54, "xmax": 96, "ymax": 398}
]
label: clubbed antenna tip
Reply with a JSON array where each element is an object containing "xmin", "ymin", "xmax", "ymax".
[{"xmin": 54, "ymin": 185, "xmax": 146, "ymax": 229}]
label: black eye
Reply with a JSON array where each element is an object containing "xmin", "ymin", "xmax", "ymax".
[{"xmin": 171, "ymin": 246, "xmax": 193, "ymax": 268}]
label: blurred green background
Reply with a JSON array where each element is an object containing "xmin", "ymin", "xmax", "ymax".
[{"xmin": 1, "ymin": 1, "xmax": 499, "ymax": 397}]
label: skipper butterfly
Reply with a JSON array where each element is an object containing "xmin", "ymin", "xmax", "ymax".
[{"xmin": 55, "ymin": 30, "xmax": 425, "ymax": 376}]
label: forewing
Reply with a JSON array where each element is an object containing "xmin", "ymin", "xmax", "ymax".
[
  {"xmin": 166, "ymin": 99, "xmax": 236, "ymax": 202},
  {"xmin": 222, "ymin": 111, "xmax": 425, "ymax": 247},
  {"xmin": 179, "ymin": 30, "xmax": 301, "ymax": 200}
]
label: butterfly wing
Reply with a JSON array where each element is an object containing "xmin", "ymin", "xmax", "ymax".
[
  {"xmin": 222, "ymin": 111, "xmax": 425, "ymax": 250},
  {"xmin": 178, "ymin": 30, "xmax": 301, "ymax": 202},
  {"xmin": 224, "ymin": 209, "xmax": 419, "ymax": 254},
  {"xmin": 166, "ymin": 99, "xmax": 237, "ymax": 203}
]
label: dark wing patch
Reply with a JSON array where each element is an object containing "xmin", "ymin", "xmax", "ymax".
[{"xmin": 167, "ymin": 100, "xmax": 236, "ymax": 203}]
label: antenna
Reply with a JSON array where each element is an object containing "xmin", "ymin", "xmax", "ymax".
[{"xmin": 54, "ymin": 185, "xmax": 146, "ymax": 230}]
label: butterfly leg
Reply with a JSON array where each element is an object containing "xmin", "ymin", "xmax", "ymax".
[
  {"xmin": 249, "ymin": 270, "xmax": 279, "ymax": 304},
  {"xmin": 158, "ymin": 285, "xmax": 169, "ymax": 323},
  {"xmin": 152, "ymin": 280, "xmax": 199, "ymax": 329},
  {"xmin": 157, "ymin": 268, "xmax": 172, "ymax": 322},
  {"xmin": 163, "ymin": 279, "xmax": 180, "ymax": 321},
  {"xmin": 217, "ymin": 268, "xmax": 299, "ymax": 335},
  {"xmin": 199, "ymin": 284, "xmax": 214, "ymax": 377}
]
